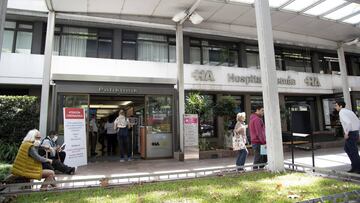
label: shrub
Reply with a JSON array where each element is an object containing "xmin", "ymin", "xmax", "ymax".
[
  {"xmin": 0, "ymin": 163, "xmax": 12, "ymax": 181},
  {"xmin": 0, "ymin": 96, "xmax": 40, "ymax": 162}
]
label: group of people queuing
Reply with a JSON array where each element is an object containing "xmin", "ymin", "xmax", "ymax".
[
  {"xmin": 233, "ymin": 100, "xmax": 360, "ymax": 174},
  {"xmin": 233, "ymin": 106, "xmax": 267, "ymax": 171},
  {"xmin": 11, "ymin": 129, "xmax": 75, "ymax": 190},
  {"xmin": 89, "ymin": 109, "xmax": 133, "ymax": 162}
]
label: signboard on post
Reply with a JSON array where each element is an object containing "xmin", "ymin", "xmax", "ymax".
[
  {"xmin": 184, "ymin": 114, "xmax": 199, "ymax": 160},
  {"xmin": 63, "ymin": 108, "xmax": 87, "ymax": 167}
]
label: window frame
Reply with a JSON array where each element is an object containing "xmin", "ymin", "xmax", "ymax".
[{"xmin": 3, "ymin": 20, "xmax": 33, "ymax": 53}]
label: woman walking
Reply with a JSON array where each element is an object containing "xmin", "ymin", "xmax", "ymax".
[{"xmin": 233, "ymin": 112, "xmax": 248, "ymax": 172}]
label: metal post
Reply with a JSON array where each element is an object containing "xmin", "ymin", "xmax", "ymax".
[
  {"xmin": 176, "ymin": 23, "xmax": 185, "ymax": 152},
  {"xmin": 254, "ymin": 0, "xmax": 284, "ymax": 172},
  {"xmin": 0, "ymin": 0, "xmax": 8, "ymax": 60},
  {"xmin": 39, "ymin": 11, "xmax": 55, "ymax": 137},
  {"xmin": 337, "ymin": 45, "xmax": 352, "ymax": 110}
]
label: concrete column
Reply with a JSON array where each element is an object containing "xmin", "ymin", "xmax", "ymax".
[
  {"xmin": 337, "ymin": 45, "xmax": 352, "ymax": 110},
  {"xmin": 0, "ymin": 0, "xmax": 8, "ymax": 60},
  {"xmin": 278, "ymin": 94, "xmax": 287, "ymax": 131},
  {"xmin": 176, "ymin": 23, "xmax": 185, "ymax": 152},
  {"xmin": 39, "ymin": 12, "xmax": 55, "ymax": 137},
  {"xmin": 316, "ymin": 96, "xmax": 324, "ymax": 131},
  {"xmin": 254, "ymin": 0, "xmax": 284, "ymax": 172}
]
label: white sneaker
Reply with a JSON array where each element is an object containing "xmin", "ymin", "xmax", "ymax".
[{"xmin": 120, "ymin": 159, "xmax": 125, "ymax": 162}]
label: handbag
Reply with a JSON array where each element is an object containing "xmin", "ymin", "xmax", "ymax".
[{"xmin": 232, "ymin": 133, "xmax": 245, "ymax": 151}]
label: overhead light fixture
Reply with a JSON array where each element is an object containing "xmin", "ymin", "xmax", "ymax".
[
  {"xmin": 89, "ymin": 105, "xmax": 119, "ymax": 109},
  {"xmin": 172, "ymin": 11, "xmax": 188, "ymax": 22},
  {"xmin": 189, "ymin": 12, "xmax": 204, "ymax": 24},
  {"xmin": 119, "ymin": 101, "xmax": 133, "ymax": 106}
]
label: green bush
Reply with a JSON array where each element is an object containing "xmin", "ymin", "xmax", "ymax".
[
  {"xmin": 0, "ymin": 96, "xmax": 40, "ymax": 162},
  {"xmin": 0, "ymin": 163, "xmax": 12, "ymax": 181}
]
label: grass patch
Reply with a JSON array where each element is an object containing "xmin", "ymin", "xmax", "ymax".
[
  {"xmin": 0, "ymin": 163, "xmax": 11, "ymax": 181},
  {"xmin": 16, "ymin": 172, "xmax": 360, "ymax": 203}
]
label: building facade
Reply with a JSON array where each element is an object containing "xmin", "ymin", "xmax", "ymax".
[{"xmin": 1, "ymin": 0, "xmax": 360, "ymax": 161}]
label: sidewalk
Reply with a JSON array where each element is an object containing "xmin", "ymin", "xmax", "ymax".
[{"xmin": 56, "ymin": 146, "xmax": 351, "ymax": 181}]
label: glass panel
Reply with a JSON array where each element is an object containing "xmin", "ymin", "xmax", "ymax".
[
  {"xmin": 146, "ymin": 95, "xmax": 172, "ymax": 133},
  {"xmin": 15, "ymin": 31, "xmax": 32, "ymax": 54},
  {"xmin": 62, "ymin": 27, "xmax": 94, "ymax": 36},
  {"xmin": 283, "ymin": 0, "xmax": 320, "ymax": 12},
  {"xmin": 355, "ymin": 99, "xmax": 360, "ymax": 117},
  {"xmin": 269, "ymin": 0, "xmax": 290, "ymax": 8},
  {"xmin": 275, "ymin": 54, "xmax": 283, "ymax": 70},
  {"xmin": 304, "ymin": 0, "xmax": 346, "ymax": 16},
  {"xmin": 53, "ymin": 35, "xmax": 60, "ymax": 55},
  {"xmin": 138, "ymin": 33, "xmax": 167, "ymax": 42},
  {"xmin": 57, "ymin": 94, "xmax": 89, "ymax": 135},
  {"xmin": 2, "ymin": 30, "xmax": 14, "ymax": 53},
  {"xmin": 5, "ymin": 21, "xmax": 16, "ymax": 29},
  {"xmin": 229, "ymin": 50, "xmax": 238, "ymax": 67},
  {"xmin": 325, "ymin": 3, "xmax": 360, "ymax": 20},
  {"xmin": 122, "ymin": 41, "xmax": 136, "ymax": 60},
  {"xmin": 343, "ymin": 13, "xmax": 360, "ymax": 24},
  {"xmin": 229, "ymin": 0, "xmax": 254, "ymax": 4},
  {"xmin": 199, "ymin": 95, "xmax": 215, "ymax": 138},
  {"xmin": 61, "ymin": 35, "xmax": 90, "ymax": 57},
  {"xmin": 322, "ymin": 98, "xmax": 340, "ymax": 129},
  {"xmin": 18, "ymin": 24, "xmax": 33, "ymax": 30},
  {"xmin": 246, "ymin": 52, "xmax": 260, "ymax": 69},
  {"xmin": 86, "ymin": 37, "xmax": 97, "ymax": 58},
  {"xmin": 98, "ymin": 38, "xmax": 112, "ymax": 59},
  {"xmin": 190, "ymin": 47, "xmax": 201, "ymax": 64},
  {"xmin": 250, "ymin": 96, "xmax": 263, "ymax": 113},
  {"xmin": 169, "ymin": 45, "xmax": 176, "ymax": 63},
  {"xmin": 137, "ymin": 41, "xmax": 168, "ymax": 62}
]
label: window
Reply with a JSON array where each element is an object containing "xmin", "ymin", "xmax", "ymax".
[
  {"xmin": 190, "ymin": 39, "xmax": 239, "ymax": 67},
  {"xmin": 53, "ymin": 26, "xmax": 113, "ymax": 58},
  {"xmin": 121, "ymin": 31, "xmax": 176, "ymax": 63},
  {"xmin": 2, "ymin": 21, "xmax": 33, "ymax": 54},
  {"xmin": 318, "ymin": 53, "xmax": 340, "ymax": 74},
  {"xmin": 246, "ymin": 46, "xmax": 260, "ymax": 69},
  {"xmin": 347, "ymin": 55, "xmax": 360, "ymax": 76},
  {"xmin": 250, "ymin": 96, "xmax": 263, "ymax": 113},
  {"xmin": 282, "ymin": 49, "xmax": 312, "ymax": 72}
]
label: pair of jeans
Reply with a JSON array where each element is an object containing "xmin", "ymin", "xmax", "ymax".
[
  {"xmin": 252, "ymin": 144, "xmax": 267, "ymax": 169},
  {"xmin": 344, "ymin": 131, "xmax": 360, "ymax": 171},
  {"xmin": 107, "ymin": 133, "xmax": 117, "ymax": 156},
  {"xmin": 236, "ymin": 148, "xmax": 248, "ymax": 170},
  {"xmin": 117, "ymin": 128, "xmax": 130, "ymax": 159}
]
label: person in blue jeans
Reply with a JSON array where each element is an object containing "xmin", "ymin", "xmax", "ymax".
[
  {"xmin": 335, "ymin": 100, "xmax": 360, "ymax": 173},
  {"xmin": 233, "ymin": 112, "xmax": 248, "ymax": 171},
  {"xmin": 114, "ymin": 109, "xmax": 131, "ymax": 162}
]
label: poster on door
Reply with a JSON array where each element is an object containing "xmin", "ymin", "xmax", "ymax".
[{"xmin": 63, "ymin": 108, "xmax": 87, "ymax": 167}]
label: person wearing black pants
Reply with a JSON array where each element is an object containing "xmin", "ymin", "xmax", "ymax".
[
  {"xmin": 114, "ymin": 109, "xmax": 131, "ymax": 162},
  {"xmin": 335, "ymin": 100, "xmax": 360, "ymax": 173}
]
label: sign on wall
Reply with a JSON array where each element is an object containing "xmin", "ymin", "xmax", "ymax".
[
  {"xmin": 63, "ymin": 108, "xmax": 87, "ymax": 167},
  {"xmin": 184, "ymin": 114, "xmax": 199, "ymax": 160}
]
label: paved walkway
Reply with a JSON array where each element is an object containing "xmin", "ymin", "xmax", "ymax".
[{"xmin": 56, "ymin": 146, "xmax": 351, "ymax": 181}]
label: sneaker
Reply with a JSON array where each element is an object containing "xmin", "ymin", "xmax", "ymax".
[
  {"xmin": 120, "ymin": 159, "xmax": 125, "ymax": 162},
  {"xmin": 127, "ymin": 157, "xmax": 132, "ymax": 161}
]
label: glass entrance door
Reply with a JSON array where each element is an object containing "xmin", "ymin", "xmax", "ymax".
[
  {"xmin": 145, "ymin": 95, "xmax": 173, "ymax": 158},
  {"xmin": 56, "ymin": 94, "xmax": 89, "ymax": 152}
]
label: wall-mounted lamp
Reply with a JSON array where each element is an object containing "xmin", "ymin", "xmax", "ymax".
[
  {"xmin": 172, "ymin": 10, "xmax": 203, "ymax": 24},
  {"xmin": 172, "ymin": 11, "xmax": 188, "ymax": 23},
  {"xmin": 189, "ymin": 12, "xmax": 204, "ymax": 24},
  {"xmin": 345, "ymin": 37, "xmax": 360, "ymax": 47}
]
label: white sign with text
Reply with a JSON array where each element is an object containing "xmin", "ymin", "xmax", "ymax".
[
  {"xmin": 63, "ymin": 108, "xmax": 87, "ymax": 167},
  {"xmin": 184, "ymin": 114, "xmax": 199, "ymax": 160}
]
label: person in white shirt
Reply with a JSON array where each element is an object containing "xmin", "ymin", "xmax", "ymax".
[
  {"xmin": 89, "ymin": 114, "xmax": 98, "ymax": 156},
  {"xmin": 105, "ymin": 115, "xmax": 117, "ymax": 156},
  {"xmin": 335, "ymin": 100, "xmax": 360, "ymax": 173},
  {"xmin": 114, "ymin": 109, "xmax": 131, "ymax": 162}
]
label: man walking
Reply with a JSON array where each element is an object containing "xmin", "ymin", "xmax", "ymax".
[
  {"xmin": 335, "ymin": 100, "xmax": 360, "ymax": 173},
  {"xmin": 249, "ymin": 105, "xmax": 267, "ymax": 169}
]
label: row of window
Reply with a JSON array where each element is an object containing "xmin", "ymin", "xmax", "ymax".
[{"xmin": 1, "ymin": 21, "xmax": 360, "ymax": 75}]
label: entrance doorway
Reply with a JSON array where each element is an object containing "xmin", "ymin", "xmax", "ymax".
[{"xmin": 89, "ymin": 95, "xmax": 145, "ymax": 161}]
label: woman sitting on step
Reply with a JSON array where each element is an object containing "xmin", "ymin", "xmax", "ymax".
[{"xmin": 11, "ymin": 129, "xmax": 57, "ymax": 190}]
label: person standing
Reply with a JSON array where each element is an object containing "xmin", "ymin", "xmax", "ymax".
[
  {"xmin": 249, "ymin": 105, "xmax": 267, "ymax": 169},
  {"xmin": 233, "ymin": 112, "xmax": 248, "ymax": 171},
  {"xmin": 105, "ymin": 115, "xmax": 117, "ymax": 156},
  {"xmin": 89, "ymin": 114, "xmax": 98, "ymax": 156},
  {"xmin": 335, "ymin": 100, "xmax": 360, "ymax": 173},
  {"xmin": 114, "ymin": 109, "xmax": 131, "ymax": 162}
]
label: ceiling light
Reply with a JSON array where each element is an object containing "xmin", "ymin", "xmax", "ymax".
[
  {"xmin": 189, "ymin": 12, "xmax": 204, "ymax": 24},
  {"xmin": 304, "ymin": 0, "xmax": 346, "ymax": 16},
  {"xmin": 172, "ymin": 11, "xmax": 188, "ymax": 22},
  {"xmin": 89, "ymin": 105, "xmax": 119, "ymax": 109},
  {"xmin": 324, "ymin": 3, "xmax": 360, "ymax": 20},
  {"xmin": 119, "ymin": 101, "xmax": 133, "ymax": 106}
]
